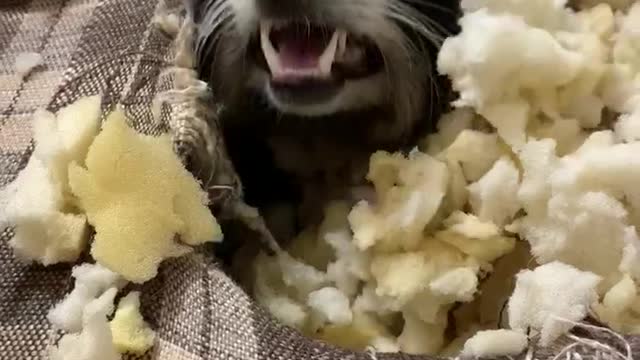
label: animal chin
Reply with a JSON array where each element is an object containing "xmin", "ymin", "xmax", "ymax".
[{"xmin": 254, "ymin": 19, "xmax": 385, "ymax": 112}]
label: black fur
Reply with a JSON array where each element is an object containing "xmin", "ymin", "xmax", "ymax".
[{"xmin": 189, "ymin": 0, "xmax": 462, "ymax": 244}]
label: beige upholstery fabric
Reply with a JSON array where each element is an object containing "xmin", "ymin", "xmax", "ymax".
[{"xmin": 1, "ymin": 1, "xmax": 639, "ymax": 359}]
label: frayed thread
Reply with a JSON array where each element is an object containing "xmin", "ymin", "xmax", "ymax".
[
  {"xmin": 550, "ymin": 317, "xmax": 632, "ymax": 360},
  {"xmin": 152, "ymin": 0, "xmax": 182, "ymax": 36},
  {"xmin": 151, "ymin": 4, "xmax": 281, "ymax": 255}
]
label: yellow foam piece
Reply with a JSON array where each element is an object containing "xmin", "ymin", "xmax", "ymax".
[
  {"xmin": 69, "ymin": 107, "xmax": 222, "ymax": 283},
  {"xmin": 110, "ymin": 291, "xmax": 156, "ymax": 354}
]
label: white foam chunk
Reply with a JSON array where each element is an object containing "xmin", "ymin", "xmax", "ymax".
[
  {"xmin": 49, "ymin": 288, "xmax": 120, "ymax": 360},
  {"xmin": 429, "ymin": 268, "xmax": 478, "ymax": 302},
  {"xmin": 264, "ymin": 296, "xmax": 309, "ymax": 329},
  {"xmin": 437, "ymin": 9, "xmax": 582, "ymax": 109},
  {"xmin": 468, "ymin": 156, "xmax": 520, "ymax": 226},
  {"xmin": 443, "ymin": 130, "xmax": 504, "ymax": 182},
  {"xmin": 397, "ymin": 312, "xmax": 446, "ymax": 355},
  {"xmin": 307, "ymin": 287, "xmax": 353, "ymax": 326},
  {"xmin": 349, "ymin": 151, "xmax": 448, "ymax": 251},
  {"xmin": 33, "ymin": 96, "xmax": 102, "ymax": 192},
  {"xmin": 518, "ymin": 191, "xmax": 628, "ymax": 288},
  {"xmin": 3, "ymin": 157, "xmax": 88, "ymax": 265},
  {"xmin": 462, "ymin": 329, "xmax": 528, "ymax": 358},
  {"xmin": 48, "ymin": 263, "xmax": 127, "ymax": 333},
  {"xmin": 460, "ymin": 0, "xmax": 572, "ymax": 30},
  {"xmin": 2, "ymin": 96, "xmax": 102, "ymax": 266},
  {"xmin": 615, "ymin": 107, "xmax": 640, "ymax": 143},
  {"xmin": 278, "ymin": 253, "xmax": 328, "ymax": 297},
  {"xmin": 369, "ymin": 337, "xmax": 400, "ymax": 353},
  {"xmin": 508, "ymin": 262, "xmax": 601, "ymax": 346}
]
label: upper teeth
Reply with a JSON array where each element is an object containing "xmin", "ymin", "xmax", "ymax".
[
  {"xmin": 259, "ymin": 20, "xmax": 348, "ymax": 80},
  {"xmin": 317, "ymin": 30, "xmax": 343, "ymax": 77},
  {"xmin": 260, "ymin": 21, "xmax": 280, "ymax": 77}
]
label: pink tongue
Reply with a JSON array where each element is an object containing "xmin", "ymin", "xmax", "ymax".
[{"xmin": 276, "ymin": 33, "xmax": 328, "ymax": 69}]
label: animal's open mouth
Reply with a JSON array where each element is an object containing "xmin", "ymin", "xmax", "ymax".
[{"xmin": 253, "ymin": 20, "xmax": 384, "ymax": 89}]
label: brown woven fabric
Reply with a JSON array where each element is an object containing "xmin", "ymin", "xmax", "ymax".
[{"xmin": 1, "ymin": 1, "xmax": 640, "ymax": 360}]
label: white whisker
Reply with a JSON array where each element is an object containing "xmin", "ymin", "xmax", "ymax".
[{"xmin": 387, "ymin": 1, "xmax": 445, "ymax": 48}]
